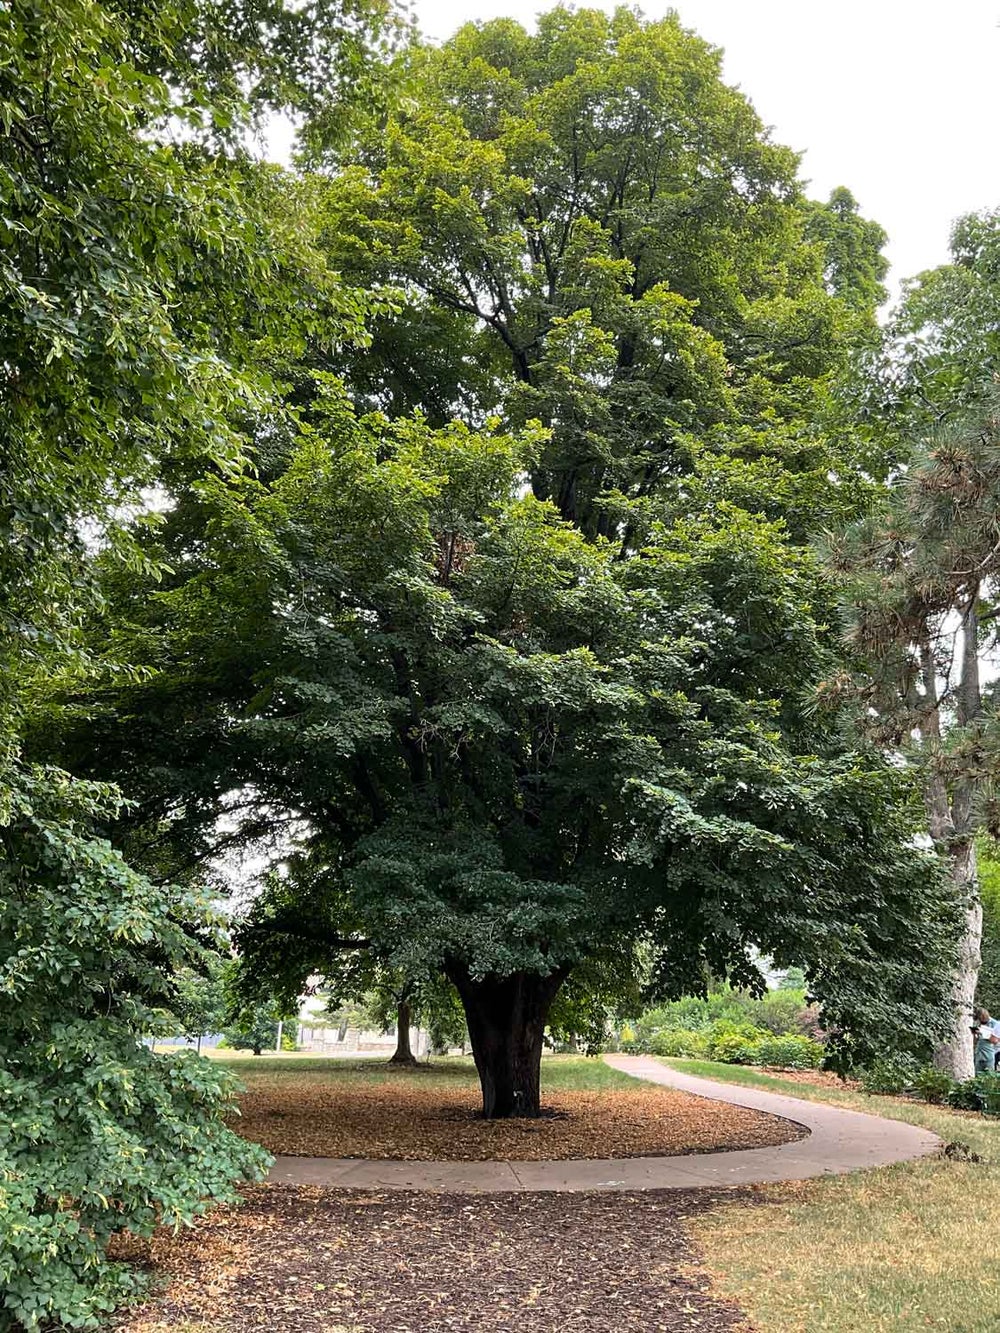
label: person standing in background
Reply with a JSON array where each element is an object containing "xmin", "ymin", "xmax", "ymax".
[{"xmin": 973, "ymin": 1008, "xmax": 1000, "ymax": 1073}]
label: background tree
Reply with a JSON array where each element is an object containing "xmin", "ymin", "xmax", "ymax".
[
  {"xmin": 825, "ymin": 400, "xmax": 1000, "ymax": 1078},
  {"xmin": 825, "ymin": 211, "xmax": 1000, "ymax": 1080},
  {"xmin": 318, "ymin": 7, "xmax": 889, "ymax": 541}
]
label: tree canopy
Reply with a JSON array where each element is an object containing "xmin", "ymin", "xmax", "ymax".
[
  {"xmin": 0, "ymin": 0, "xmax": 394, "ymax": 1323},
  {"xmin": 318, "ymin": 7, "xmax": 888, "ymax": 538},
  {"xmin": 17, "ymin": 3, "xmax": 961, "ymax": 1142},
  {"xmin": 824, "ymin": 211, "xmax": 1000, "ymax": 1078}
]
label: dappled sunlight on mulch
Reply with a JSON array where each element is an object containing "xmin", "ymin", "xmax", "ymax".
[
  {"xmin": 113, "ymin": 1184, "xmax": 758, "ymax": 1332},
  {"xmin": 232, "ymin": 1075, "xmax": 805, "ymax": 1160}
]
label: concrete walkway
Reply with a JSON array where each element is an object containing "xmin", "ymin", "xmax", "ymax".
[{"xmin": 267, "ymin": 1054, "xmax": 941, "ymax": 1193}]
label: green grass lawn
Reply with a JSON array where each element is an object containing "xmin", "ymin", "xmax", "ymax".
[
  {"xmin": 209, "ymin": 1050, "xmax": 642, "ymax": 1093},
  {"xmin": 661, "ymin": 1058, "xmax": 1000, "ymax": 1332}
]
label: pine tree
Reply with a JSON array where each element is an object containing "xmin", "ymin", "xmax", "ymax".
[{"xmin": 827, "ymin": 399, "xmax": 1000, "ymax": 1077}]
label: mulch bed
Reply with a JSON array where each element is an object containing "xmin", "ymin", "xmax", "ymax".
[
  {"xmin": 233, "ymin": 1079, "xmax": 805, "ymax": 1160},
  {"xmin": 114, "ymin": 1184, "xmax": 758, "ymax": 1332}
]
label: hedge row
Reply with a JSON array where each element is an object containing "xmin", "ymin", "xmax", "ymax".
[{"xmin": 621, "ymin": 1021, "xmax": 824, "ymax": 1070}]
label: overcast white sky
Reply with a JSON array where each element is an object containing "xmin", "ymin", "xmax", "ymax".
[{"xmin": 409, "ymin": 0, "xmax": 1000, "ymax": 303}]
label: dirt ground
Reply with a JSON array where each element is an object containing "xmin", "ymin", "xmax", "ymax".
[
  {"xmin": 113, "ymin": 1184, "xmax": 758, "ymax": 1333},
  {"xmin": 233, "ymin": 1077, "xmax": 805, "ymax": 1160}
]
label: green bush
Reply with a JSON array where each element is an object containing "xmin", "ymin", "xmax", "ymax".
[
  {"xmin": 624, "ymin": 995, "xmax": 827, "ymax": 1067},
  {"xmin": 912, "ymin": 1065, "xmax": 955, "ymax": 1104},
  {"xmin": 707, "ymin": 1021, "xmax": 769, "ymax": 1062},
  {"xmin": 647, "ymin": 1028, "xmax": 711, "ymax": 1058},
  {"xmin": 947, "ymin": 1073, "xmax": 1000, "ymax": 1114},
  {"xmin": 628, "ymin": 986, "xmax": 824, "ymax": 1048},
  {"xmin": 0, "ymin": 769, "xmax": 269, "ymax": 1329},
  {"xmin": 859, "ymin": 1053, "xmax": 922, "ymax": 1095},
  {"xmin": 753, "ymin": 1034, "xmax": 825, "ymax": 1070},
  {"xmin": 709, "ymin": 1032, "xmax": 754, "ymax": 1063}
]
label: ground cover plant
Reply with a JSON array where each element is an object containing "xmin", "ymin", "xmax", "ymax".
[
  {"xmin": 661, "ymin": 1059, "xmax": 1000, "ymax": 1331},
  {"xmin": 225, "ymin": 1054, "xmax": 803, "ymax": 1160},
  {"xmin": 111, "ymin": 1186, "xmax": 755, "ymax": 1333}
]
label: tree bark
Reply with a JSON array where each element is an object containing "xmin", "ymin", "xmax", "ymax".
[
  {"xmin": 928, "ymin": 603, "xmax": 983, "ymax": 1080},
  {"xmin": 446, "ymin": 963, "xmax": 567, "ymax": 1118},
  {"xmin": 933, "ymin": 839, "xmax": 982, "ymax": 1081},
  {"xmin": 389, "ymin": 999, "xmax": 417, "ymax": 1065}
]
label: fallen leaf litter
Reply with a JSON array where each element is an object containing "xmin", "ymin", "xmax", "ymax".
[{"xmin": 232, "ymin": 1074, "xmax": 804, "ymax": 1161}]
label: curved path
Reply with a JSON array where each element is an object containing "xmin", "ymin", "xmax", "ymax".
[{"xmin": 267, "ymin": 1054, "xmax": 940, "ymax": 1193}]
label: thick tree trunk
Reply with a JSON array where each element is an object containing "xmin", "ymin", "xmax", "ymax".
[
  {"xmin": 447, "ymin": 963, "xmax": 566, "ymax": 1118},
  {"xmin": 932, "ymin": 839, "xmax": 982, "ymax": 1081},
  {"xmin": 389, "ymin": 999, "xmax": 417, "ymax": 1065}
]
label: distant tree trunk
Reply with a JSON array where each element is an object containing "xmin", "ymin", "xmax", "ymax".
[
  {"xmin": 933, "ymin": 839, "xmax": 982, "ymax": 1081},
  {"xmin": 925, "ymin": 609, "xmax": 983, "ymax": 1081},
  {"xmin": 389, "ymin": 999, "xmax": 417, "ymax": 1065},
  {"xmin": 447, "ymin": 962, "xmax": 567, "ymax": 1118}
]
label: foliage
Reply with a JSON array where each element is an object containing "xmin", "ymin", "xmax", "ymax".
[
  {"xmin": 156, "ymin": 959, "xmax": 229, "ymax": 1044},
  {"xmin": 642, "ymin": 1030, "xmax": 712, "ymax": 1060},
  {"xmin": 25, "ymin": 3, "xmax": 961, "ymax": 1118},
  {"xmin": 323, "ymin": 7, "xmax": 888, "ymax": 540},
  {"xmin": 858, "ymin": 1054, "xmax": 923, "ymax": 1096},
  {"xmin": 0, "ymin": 0, "xmax": 394, "ymax": 1321},
  {"xmin": 707, "ymin": 1023, "xmax": 770, "ymax": 1062},
  {"xmin": 911, "ymin": 1064, "xmax": 955, "ymax": 1105},
  {"xmin": 976, "ymin": 844, "xmax": 1000, "ymax": 1017},
  {"xmin": 359, "ymin": 967, "xmax": 468, "ymax": 1054},
  {"xmin": 777, "ymin": 966, "xmax": 807, "ymax": 991},
  {"xmin": 547, "ymin": 947, "xmax": 646, "ymax": 1052},
  {"xmin": 222, "ymin": 1007, "xmax": 298, "ymax": 1055},
  {"xmin": 629, "ymin": 987, "xmax": 822, "ymax": 1042},
  {"xmin": 44, "ymin": 405, "xmax": 963, "ymax": 1087},
  {"xmin": 0, "ymin": 766, "xmax": 269, "ymax": 1330},
  {"xmin": 946, "ymin": 1074, "xmax": 1000, "ymax": 1115},
  {"xmin": 752, "ymin": 1035, "xmax": 823, "ymax": 1070},
  {"xmin": 623, "ymin": 1020, "xmax": 823, "ymax": 1070},
  {"xmin": 0, "ymin": 0, "xmax": 386, "ymax": 754}
]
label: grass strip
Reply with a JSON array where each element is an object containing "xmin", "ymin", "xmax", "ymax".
[
  {"xmin": 209, "ymin": 1052, "xmax": 643, "ymax": 1092},
  {"xmin": 661, "ymin": 1058, "xmax": 1000, "ymax": 1332}
]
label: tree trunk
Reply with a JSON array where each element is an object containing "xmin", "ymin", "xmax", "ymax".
[
  {"xmin": 932, "ymin": 839, "xmax": 982, "ymax": 1081},
  {"xmin": 446, "ymin": 963, "xmax": 566, "ymax": 1118},
  {"xmin": 389, "ymin": 999, "xmax": 417, "ymax": 1065}
]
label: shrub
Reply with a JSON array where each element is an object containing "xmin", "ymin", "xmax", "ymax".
[
  {"xmin": 707, "ymin": 1021, "xmax": 769, "ymax": 1062},
  {"xmin": 753, "ymin": 1034, "xmax": 825, "ymax": 1070},
  {"xmin": 628, "ymin": 986, "xmax": 824, "ymax": 1049},
  {"xmin": 911, "ymin": 1065, "xmax": 955, "ymax": 1104},
  {"xmin": 859, "ymin": 1053, "xmax": 922, "ymax": 1095},
  {"xmin": 648, "ymin": 1028, "xmax": 711, "ymax": 1059},
  {"xmin": 947, "ymin": 1073, "xmax": 1000, "ymax": 1114},
  {"xmin": 0, "ymin": 769, "xmax": 269, "ymax": 1330},
  {"xmin": 745, "ymin": 990, "xmax": 810, "ymax": 1036},
  {"xmin": 710, "ymin": 1032, "xmax": 755, "ymax": 1063}
]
